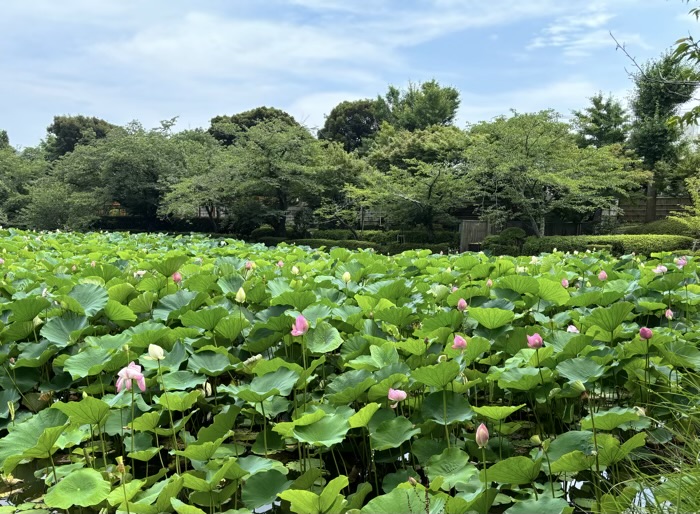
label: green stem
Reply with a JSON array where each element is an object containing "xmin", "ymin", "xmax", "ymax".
[
  {"xmin": 130, "ymin": 388, "xmax": 135, "ymax": 475},
  {"xmin": 442, "ymin": 389, "xmax": 450, "ymax": 449},
  {"xmin": 158, "ymin": 361, "xmax": 181, "ymax": 474},
  {"xmin": 481, "ymin": 447, "xmax": 488, "ymax": 514},
  {"xmin": 261, "ymin": 402, "xmax": 268, "ymax": 457},
  {"xmin": 588, "ymin": 394, "xmax": 602, "ymax": 512}
]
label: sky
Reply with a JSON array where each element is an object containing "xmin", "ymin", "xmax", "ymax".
[{"xmin": 1, "ymin": 0, "xmax": 698, "ymax": 148}]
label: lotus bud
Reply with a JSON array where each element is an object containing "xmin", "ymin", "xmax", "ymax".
[
  {"xmin": 116, "ymin": 456, "xmax": 126, "ymax": 475},
  {"xmin": 527, "ymin": 333, "xmax": 543, "ymax": 349},
  {"xmin": 91, "ymin": 260, "xmax": 96, "ymax": 267},
  {"xmin": 675, "ymin": 256, "xmax": 688, "ymax": 269},
  {"xmin": 567, "ymin": 325, "xmax": 579, "ymax": 333},
  {"xmin": 82, "ymin": 391, "xmax": 88, "ymax": 399},
  {"xmin": 597, "ymin": 270, "xmax": 607, "ymax": 281},
  {"xmin": 457, "ymin": 298, "xmax": 468, "ymax": 312},
  {"xmin": 486, "ymin": 279, "xmax": 493, "ymax": 288},
  {"xmin": 0, "ymin": 258, "xmax": 4, "ymax": 265},
  {"xmin": 291, "ymin": 315, "xmax": 309, "ymax": 336},
  {"xmin": 71, "ymin": 265, "xmax": 77, "ymax": 272},
  {"xmin": 388, "ymin": 388, "xmax": 407, "ymax": 402},
  {"xmin": 530, "ymin": 434, "xmax": 542, "ymax": 445},
  {"xmin": 148, "ymin": 344, "xmax": 165, "ymax": 361},
  {"xmin": 245, "ymin": 260, "xmax": 255, "ymax": 270},
  {"xmin": 407, "ymin": 476, "xmax": 418, "ymax": 486},
  {"xmin": 639, "ymin": 327, "xmax": 653, "ymax": 340},
  {"xmin": 561, "ymin": 278, "xmax": 569, "ymax": 288},
  {"xmin": 451, "ymin": 286, "xmax": 458, "ymax": 292},
  {"xmin": 665, "ymin": 308, "xmax": 673, "ymax": 320},
  {"xmin": 653, "ymin": 265, "xmax": 668, "ymax": 274},
  {"xmin": 342, "ymin": 271, "xmax": 352, "ymax": 284},
  {"xmin": 235, "ymin": 287, "xmax": 246, "ymax": 303},
  {"xmin": 475, "ymin": 423, "xmax": 489, "ymax": 448},
  {"xmin": 291, "ymin": 265, "xmax": 300, "ymax": 275},
  {"xmin": 243, "ymin": 354, "xmax": 263, "ymax": 367},
  {"xmin": 172, "ymin": 271, "xmax": 182, "ymax": 284},
  {"xmin": 277, "ymin": 260, "xmax": 284, "ymax": 267},
  {"xmin": 451, "ymin": 335, "xmax": 467, "ymax": 350}
]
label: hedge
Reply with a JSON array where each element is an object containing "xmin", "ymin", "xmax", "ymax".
[
  {"xmin": 523, "ymin": 235, "xmax": 694, "ymax": 255},
  {"xmin": 617, "ymin": 218, "xmax": 697, "ymax": 238},
  {"xmin": 310, "ymin": 229, "xmax": 459, "ymax": 245},
  {"xmin": 257, "ymin": 237, "xmax": 455, "ymax": 255}
]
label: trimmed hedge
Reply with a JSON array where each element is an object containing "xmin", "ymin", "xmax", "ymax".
[
  {"xmin": 310, "ymin": 229, "xmax": 459, "ymax": 245},
  {"xmin": 617, "ymin": 218, "xmax": 697, "ymax": 238},
  {"xmin": 523, "ymin": 235, "xmax": 694, "ymax": 255},
  {"xmin": 257, "ymin": 237, "xmax": 454, "ymax": 255}
]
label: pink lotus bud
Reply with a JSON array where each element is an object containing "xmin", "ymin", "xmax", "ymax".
[
  {"xmin": 0, "ymin": 258, "xmax": 4, "ymax": 265},
  {"xmin": 653, "ymin": 265, "xmax": 668, "ymax": 274},
  {"xmin": 598, "ymin": 270, "xmax": 607, "ymax": 281},
  {"xmin": 277, "ymin": 260, "xmax": 284, "ymax": 267},
  {"xmin": 665, "ymin": 309, "xmax": 673, "ymax": 320},
  {"xmin": 71, "ymin": 265, "xmax": 77, "ymax": 272},
  {"xmin": 561, "ymin": 278, "xmax": 569, "ymax": 288},
  {"xmin": 675, "ymin": 257, "xmax": 687, "ymax": 269},
  {"xmin": 91, "ymin": 261, "xmax": 96, "ymax": 268},
  {"xmin": 639, "ymin": 327, "xmax": 653, "ymax": 340},
  {"xmin": 486, "ymin": 279, "xmax": 493, "ymax": 288},
  {"xmin": 172, "ymin": 272, "xmax": 182, "ymax": 284},
  {"xmin": 452, "ymin": 335, "xmax": 467, "ymax": 349},
  {"xmin": 291, "ymin": 315, "xmax": 309, "ymax": 336},
  {"xmin": 475, "ymin": 423, "xmax": 489, "ymax": 448},
  {"xmin": 245, "ymin": 261, "xmax": 255, "ymax": 270},
  {"xmin": 527, "ymin": 333, "xmax": 543, "ymax": 349},
  {"xmin": 388, "ymin": 388, "xmax": 407, "ymax": 402},
  {"xmin": 457, "ymin": 298, "xmax": 468, "ymax": 312},
  {"xmin": 566, "ymin": 325, "xmax": 579, "ymax": 333},
  {"xmin": 451, "ymin": 286, "xmax": 458, "ymax": 293}
]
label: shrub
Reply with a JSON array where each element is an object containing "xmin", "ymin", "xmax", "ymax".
[
  {"xmin": 617, "ymin": 218, "xmax": 696, "ymax": 237},
  {"xmin": 291, "ymin": 238, "xmax": 376, "ymax": 250},
  {"xmin": 499, "ymin": 227, "xmax": 528, "ymax": 242},
  {"xmin": 310, "ymin": 229, "xmax": 356, "ymax": 240},
  {"xmin": 250, "ymin": 224, "xmax": 276, "ymax": 240},
  {"xmin": 381, "ymin": 242, "xmax": 453, "ymax": 255},
  {"xmin": 482, "ymin": 227, "xmax": 528, "ymax": 255},
  {"xmin": 523, "ymin": 235, "xmax": 694, "ymax": 255}
]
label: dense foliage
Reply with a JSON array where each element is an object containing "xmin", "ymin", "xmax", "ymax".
[{"xmin": 1, "ymin": 229, "xmax": 699, "ymax": 513}]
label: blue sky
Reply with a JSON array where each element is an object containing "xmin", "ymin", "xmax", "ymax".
[{"xmin": 1, "ymin": 0, "xmax": 698, "ymax": 148}]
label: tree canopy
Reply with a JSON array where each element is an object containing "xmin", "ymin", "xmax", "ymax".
[
  {"xmin": 45, "ymin": 115, "xmax": 116, "ymax": 160},
  {"xmin": 317, "ymin": 99, "xmax": 385, "ymax": 153},
  {"xmin": 572, "ymin": 93, "xmax": 630, "ymax": 148},
  {"xmin": 208, "ymin": 106, "xmax": 299, "ymax": 146},
  {"xmin": 377, "ymin": 80, "xmax": 460, "ymax": 131}
]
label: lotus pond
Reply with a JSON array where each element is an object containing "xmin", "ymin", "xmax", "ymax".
[{"xmin": 0, "ymin": 229, "xmax": 699, "ymax": 514}]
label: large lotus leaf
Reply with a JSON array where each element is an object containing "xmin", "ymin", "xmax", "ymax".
[
  {"xmin": 597, "ymin": 432, "xmax": 646, "ymax": 466},
  {"xmin": 108, "ymin": 282, "xmax": 136, "ymax": 303},
  {"xmin": 14, "ymin": 340, "xmax": 56, "ymax": 368},
  {"xmin": 8, "ymin": 296, "xmax": 51, "ymax": 322},
  {"xmin": 153, "ymin": 290, "xmax": 200, "ymax": 321},
  {"xmin": 326, "ymin": 370, "xmax": 376, "ymax": 404},
  {"xmin": 374, "ymin": 306, "xmax": 416, "ymax": 328},
  {"xmin": 411, "ymin": 360, "xmax": 460, "ymax": 389},
  {"xmin": 250, "ymin": 368, "xmax": 299, "ymax": 397},
  {"xmin": 152, "ymin": 255, "xmax": 188, "ymax": 277},
  {"xmin": 371, "ymin": 416, "xmax": 421, "ymax": 451},
  {"xmin": 462, "ymin": 336, "xmax": 491, "ymax": 365},
  {"xmin": 349, "ymin": 403, "xmax": 381, "ymax": 429},
  {"xmin": 536, "ymin": 279, "xmax": 570, "ymax": 306},
  {"xmin": 556, "ymin": 357, "xmax": 606, "ymax": 383},
  {"xmin": 44, "ymin": 468, "xmax": 111, "ymax": 509},
  {"xmin": 306, "ymin": 321, "xmax": 343, "ymax": 354},
  {"xmin": 173, "ymin": 437, "xmax": 224, "ymax": 461},
  {"xmin": 272, "ymin": 291, "xmax": 317, "ymax": 310},
  {"xmin": 106, "ymin": 478, "xmax": 145, "ymax": 507},
  {"xmin": 20, "ymin": 424, "xmax": 66, "ymax": 460},
  {"xmin": 292, "ymin": 414, "xmax": 350, "ymax": 447},
  {"xmin": 415, "ymin": 310, "xmax": 463, "ymax": 336},
  {"xmin": 171, "ymin": 498, "xmax": 207, "ymax": 514},
  {"xmin": 154, "ymin": 390, "xmax": 201, "ymax": 412},
  {"xmin": 63, "ymin": 347, "xmax": 112, "ymax": 379},
  {"xmin": 549, "ymin": 450, "xmax": 595, "ymax": 474},
  {"xmin": 361, "ymin": 484, "xmax": 447, "ymax": 514},
  {"xmin": 498, "ymin": 367, "xmax": 552, "ymax": 390},
  {"xmin": 421, "ymin": 391, "xmax": 474, "ymax": 425},
  {"xmin": 197, "ymin": 405, "xmax": 240, "ymax": 443},
  {"xmin": 546, "ymin": 431, "xmax": 595, "ymax": 462},
  {"xmin": 104, "ymin": 300, "xmax": 137, "ymax": 322},
  {"xmin": 242, "ymin": 469, "xmax": 293, "ymax": 510},
  {"xmin": 367, "ymin": 372, "xmax": 409, "ymax": 402},
  {"xmin": 52, "ymin": 396, "xmax": 110, "ymax": 426},
  {"xmin": 425, "ymin": 447, "xmax": 479, "ymax": 490},
  {"xmin": 129, "ymin": 291, "xmax": 159, "ymax": 313},
  {"xmin": 471, "ymin": 404, "xmax": 525, "ymax": 421},
  {"xmin": 187, "ymin": 350, "xmax": 233, "ymax": 376},
  {"xmin": 67, "ymin": 283, "xmax": 109, "ymax": 317},
  {"xmin": 497, "ymin": 275, "xmax": 539, "ymax": 295},
  {"xmin": 213, "ymin": 314, "xmax": 249, "ymax": 342},
  {"xmin": 162, "ymin": 371, "xmax": 205, "ymax": 391},
  {"xmin": 581, "ymin": 407, "xmax": 640, "ymax": 431},
  {"xmin": 584, "ymin": 302, "xmax": 634, "ymax": 333},
  {"xmin": 41, "ymin": 313, "xmax": 88, "ymax": 347},
  {"xmin": 273, "ymin": 409, "xmax": 326, "ymax": 438},
  {"xmin": 469, "ymin": 307, "xmax": 515, "ymax": 329},
  {"xmin": 659, "ymin": 340, "xmax": 700, "ymax": 368},
  {"xmin": 504, "ymin": 497, "xmax": 571, "ymax": 514},
  {"xmin": 1, "ymin": 320, "xmax": 35, "ymax": 343},
  {"xmin": 482, "ymin": 456, "xmax": 542, "ymax": 485},
  {"xmin": 180, "ymin": 306, "xmax": 229, "ymax": 331},
  {"xmin": 347, "ymin": 343, "xmax": 400, "ymax": 371},
  {"xmin": 237, "ymin": 454, "xmax": 288, "ymax": 477}
]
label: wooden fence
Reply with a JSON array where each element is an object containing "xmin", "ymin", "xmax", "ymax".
[{"xmin": 618, "ymin": 196, "xmax": 691, "ymax": 223}]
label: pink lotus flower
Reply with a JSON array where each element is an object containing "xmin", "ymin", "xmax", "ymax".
[
  {"xmin": 452, "ymin": 335, "xmax": 467, "ymax": 349},
  {"xmin": 676, "ymin": 257, "xmax": 688, "ymax": 269},
  {"xmin": 639, "ymin": 327, "xmax": 653, "ymax": 340},
  {"xmin": 172, "ymin": 272, "xmax": 182, "ymax": 284},
  {"xmin": 527, "ymin": 333, "xmax": 543, "ymax": 349},
  {"xmin": 0, "ymin": 258, "xmax": 4, "ymax": 265},
  {"xmin": 245, "ymin": 261, "xmax": 254, "ymax": 270},
  {"xmin": 457, "ymin": 298, "xmax": 468, "ymax": 312},
  {"xmin": 388, "ymin": 388, "xmax": 407, "ymax": 402},
  {"xmin": 567, "ymin": 325, "xmax": 579, "ymax": 333},
  {"xmin": 653, "ymin": 265, "xmax": 668, "ymax": 274},
  {"xmin": 291, "ymin": 315, "xmax": 309, "ymax": 336},
  {"xmin": 475, "ymin": 423, "xmax": 489, "ymax": 448},
  {"xmin": 486, "ymin": 279, "xmax": 493, "ymax": 288},
  {"xmin": 277, "ymin": 260, "xmax": 284, "ymax": 267},
  {"xmin": 598, "ymin": 270, "xmax": 607, "ymax": 281},
  {"xmin": 665, "ymin": 309, "xmax": 673, "ymax": 320},
  {"xmin": 116, "ymin": 362, "xmax": 146, "ymax": 393},
  {"xmin": 561, "ymin": 278, "xmax": 569, "ymax": 288}
]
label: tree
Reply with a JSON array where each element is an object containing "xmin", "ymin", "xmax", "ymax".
[
  {"xmin": 628, "ymin": 53, "xmax": 698, "ymax": 220},
  {"xmin": 376, "ymin": 80, "xmax": 460, "ymax": 131},
  {"xmin": 0, "ymin": 146, "xmax": 47, "ymax": 225},
  {"xmin": 21, "ymin": 176, "xmax": 101, "ymax": 230},
  {"xmin": 0, "ymin": 130, "xmax": 9, "ymax": 150},
  {"xmin": 317, "ymin": 99, "xmax": 385, "ymax": 153},
  {"xmin": 571, "ymin": 93, "xmax": 630, "ymax": 148},
  {"xmin": 208, "ymin": 107, "xmax": 299, "ymax": 146},
  {"xmin": 45, "ymin": 115, "xmax": 116, "ymax": 160},
  {"xmin": 465, "ymin": 110, "xmax": 647, "ymax": 236},
  {"xmin": 228, "ymin": 120, "xmax": 323, "ymax": 236}
]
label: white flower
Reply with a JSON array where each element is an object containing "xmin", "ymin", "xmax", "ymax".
[
  {"xmin": 148, "ymin": 344, "xmax": 165, "ymax": 361},
  {"xmin": 291, "ymin": 266, "xmax": 300, "ymax": 275},
  {"xmin": 235, "ymin": 287, "xmax": 246, "ymax": 303}
]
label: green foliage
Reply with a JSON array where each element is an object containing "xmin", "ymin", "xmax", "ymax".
[
  {"xmin": 377, "ymin": 80, "xmax": 460, "ymax": 131},
  {"xmin": 45, "ymin": 114, "xmax": 117, "ymax": 160},
  {"xmin": 317, "ymin": 99, "xmax": 385, "ymax": 152},
  {"xmin": 572, "ymin": 92, "xmax": 630, "ymax": 148},
  {"xmin": 483, "ymin": 227, "xmax": 528, "ymax": 255},
  {"xmin": 522, "ymin": 234, "xmax": 693, "ymax": 255},
  {"xmin": 618, "ymin": 218, "xmax": 697, "ymax": 237},
  {"xmin": 208, "ymin": 106, "xmax": 299, "ymax": 146}
]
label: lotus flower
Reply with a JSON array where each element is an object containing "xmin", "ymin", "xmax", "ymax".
[
  {"xmin": 291, "ymin": 315, "xmax": 309, "ymax": 336},
  {"xmin": 452, "ymin": 335, "xmax": 467, "ymax": 349},
  {"xmin": 172, "ymin": 272, "xmax": 182, "ymax": 284},
  {"xmin": 451, "ymin": 286, "xmax": 458, "ymax": 293},
  {"xmin": 527, "ymin": 333, "xmax": 543, "ymax": 349},
  {"xmin": 342, "ymin": 271, "xmax": 351, "ymax": 284},
  {"xmin": 245, "ymin": 261, "xmax": 255, "ymax": 270},
  {"xmin": 388, "ymin": 388, "xmax": 407, "ymax": 402},
  {"xmin": 235, "ymin": 287, "xmax": 246, "ymax": 303},
  {"xmin": 486, "ymin": 279, "xmax": 493, "ymax": 288},
  {"xmin": 665, "ymin": 309, "xmax": 673, "ymax": 320},
  {"xmin": 653, "ymin": 265, "xmax": 668, "ymax": 274},
  {"xmin": 475, "ymin": 423, "xmax": 489, "ymax": 448},
  {"xmin": 457, "ymin": 298, "xmax": 468, "ymax": 312},
  {"xmin": 148, "ymin": 344, "xmax": 165, "ymax": 361},
  {"xmin": 91, "ymin": 260, "xmax": 96, "ymax": 268},
  {"xmin": 567, "ymin": 325, "xmax": 579, "ymax": 333},
  {"xmin": 561, "ymin": 278, "xmax": 569, "ymax": 288},
  {"xmin": 676, "ymin": 257, "xmax": 688, "ymax": 269},
  {"xmin": 116, "ymin": 362, "xmax": 146, "ymax": 393},
  {"xmin": 291, "ymin": 266, "xmax": 300, "ymax": 275},
  {"xmin": 277, "ymin": 260, "xmax": 284, "ymax": 267},
  {"xmin": 598, "ymin": 270, "xmax": 607, "ymax": 281},
  {"xmin": 639, "ymin": 327, "xmax": 653, "ymax": 340},
  {"xmin": 0, "ymin": 258, "xmax": 4, "ymax": 265}
]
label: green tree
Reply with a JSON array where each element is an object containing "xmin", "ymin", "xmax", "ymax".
[
  {"xmin": 0, "ymin": 146, "xmax": 48, "ymax": 225},
  {"xmin": 208, "ymin": 107, "xmax": 299, "ymax": 146},
  {"xmin": 228, "ymin": 120, "xmax": 323, "ymax": 236},
  {"xmin": 377, "ymin": 80, "xmax": 460, "ymax": 131},
  {"xmin": 21, "ymin": 176, "xmax": 101, "ymax": 230},
  {"xmin": 0, "ymin": 130, "xmax": 9, "ymax": 150},
  {"xmin": 628, "ymin": 53, "xmax": 698, "ymax": 220},
  {"xmin": 45, "ymin": 115, "xmax": 116, "ymax": 160},
  {"xmin": 572, "ymin": 93, "xmax": 630, "ymax": 148},
  {"xmin": 465, "ymin": 110, "xmax": 647, "ymax": 236},
  {"xmin": 317, "ymin": 99, "xmax": 385, "ymax": 153}
]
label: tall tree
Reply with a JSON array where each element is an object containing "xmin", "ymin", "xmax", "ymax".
[
  {"xmin": 628, "ymin": 53, "xmax": 698, "ymax": 220},
  {"xmin": 465, "ymin": 110, "xmax": 647, "ymax": 236},
  {"xmin": 317, "ymin": 99, "xmax": 385, "ymax": 153},
  {"xmin": 208, "ymin": 106, "xmax": 299, "ymax": 146},
  {"xmin": 377, "ymin": 80, "xmax": 460, "ymax": 131},
  {"xmin": 45, "ymin": 115, "xmax": 116, "ymax": 160},
  {"xmin": 0, "ymin": 130, "xmax": 9, "ymax": 150},
  {"xmin": 0, "ymin": 146, "xmax": 47, "ymax": 225},
  {"xmin": 572, "ymin": 93, "xmax": 630, "ymax": 148}
]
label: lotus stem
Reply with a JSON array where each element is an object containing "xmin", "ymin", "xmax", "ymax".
[
  {"xmin": 481, "ymin": 447, "xmax": 488, "ymax": 514},
  {"xmin": 158, "ymin": 360, "xmax": 181, "ymax": 474},
  {"xmin": 443, "ymin": 389, "xmax": 450, "ymax": 449}
]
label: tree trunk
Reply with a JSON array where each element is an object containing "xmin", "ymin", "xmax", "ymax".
[
  {"xmin": 645, "ymin": 181, "xmax": 657, "ymax": 223},
  {"xmin": 529, "ymin": 216, "xmax": 545, "ymax": 238}
]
